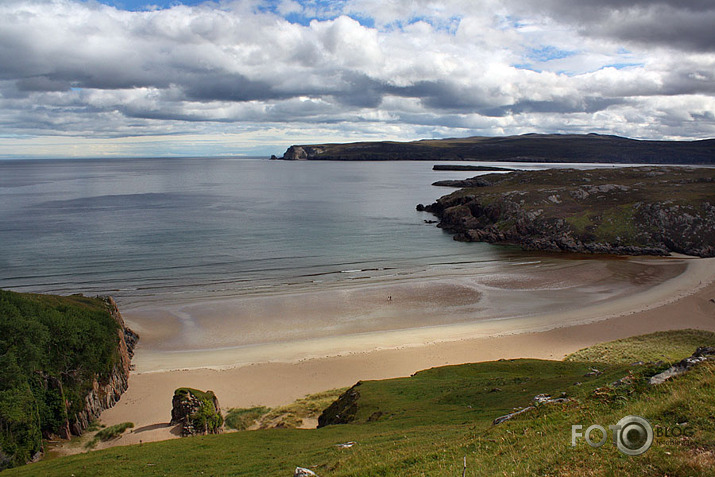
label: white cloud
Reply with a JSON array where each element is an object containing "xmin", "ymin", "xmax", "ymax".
[{"xmin": 0, "ymin": 0, "xmax": 713, "ymax": 158}]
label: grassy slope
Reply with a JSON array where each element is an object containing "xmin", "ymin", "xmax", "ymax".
[
  {"xmin": 443, "ymin": 167, "xmax": 713, "ymax": 221},
  {"xmin": 6, "ymin": 330, "xmax": 715, "ymax": 476}
]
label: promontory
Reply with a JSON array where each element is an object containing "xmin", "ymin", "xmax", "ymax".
[
  {"xmin": 418, "ymin": 166, "xmax": 715, "ymax": 257},
  {"xmin": 275, "ymin": 134, "xmax": 714, "ymax": 164}
]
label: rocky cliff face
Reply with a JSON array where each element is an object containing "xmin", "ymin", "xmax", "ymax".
[
  {"xmin": 66, "ymin": 297, "xmax": 138, "ymax": 438},
  {"xmin": 282, "ymin": 145, "xmax": 327, "ymax": 160},
  {"xmin": 420, "ymin": 167, "xmax": 715, "ymax": 257}
]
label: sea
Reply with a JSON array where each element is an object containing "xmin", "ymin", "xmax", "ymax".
[{"xmin": 0, "ymin": 157, "xmax": 637, "ymax": 311}]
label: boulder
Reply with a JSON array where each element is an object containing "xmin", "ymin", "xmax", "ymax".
[
  {"xmin": 170, "ymin": 388, "xmax": 224, "ymax": 437},
  {"xmin": 295, "ymin": 468, "xmax": 318, "ymax": 476}
]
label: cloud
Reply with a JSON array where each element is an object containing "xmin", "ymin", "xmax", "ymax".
[
  {"xmin": 0, "ymin": 0, "xmax": 713, "ymax": 158},
  {"xmin": 513, "ymin": 0, "xmax": 715, "ymax": 52}
]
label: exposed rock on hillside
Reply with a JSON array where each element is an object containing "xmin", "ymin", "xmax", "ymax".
[
  {"xmin": 283, "ymin": 145, "xmax": 327, "ymax": 161},
  {"xmin": 649, "ymin": 347, "xmax": 715, "ymax": 385},
  {"xmin": 171, "ymin": 388, "xmax": 224, "ymax": 437},
  {"xmin": 420, "ymin": 167, "xmax": 715, "ymax": 257},
  {"xmin": 317, "ymin": 382, "xmax": 361, "ymax": 428}
]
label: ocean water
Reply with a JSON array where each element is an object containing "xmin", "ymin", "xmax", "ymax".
[{"xmin": 0, "ymin": 157, "xmax": 536, "ymax": 308}]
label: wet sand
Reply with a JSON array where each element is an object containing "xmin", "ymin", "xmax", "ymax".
[{"xmin": 126, "ymin": 256, "xmax": 689, "ymax": 372}]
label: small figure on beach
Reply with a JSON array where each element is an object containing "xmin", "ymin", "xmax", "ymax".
[{"xmin": 388, "ymin": 296, "xmax": 392, "ymax": 301}]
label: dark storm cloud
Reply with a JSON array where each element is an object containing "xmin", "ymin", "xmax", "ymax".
[
  {"xmin": 331, "ymin": 72, "xmax": 386, "ymax": 108},
  {"xmin": 389, "ymin": 80, "xmax": 494, "ymax": 111},
  {"xmin": 522, "ymin": 0, "xmax": 715, "ymax": 52},
  {"xmin": 182, "ymin": 73, "xmax": 286, "ymax": 102},
  {"xmin": 16, "ymin": 76, "xmax": 72, "ymax": 92},
  {"xmin": 478, "ymin": 97, "xmax": 626, "ymax": 118}
]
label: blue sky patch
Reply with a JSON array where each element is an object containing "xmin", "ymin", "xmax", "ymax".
[
  {"xmin": 94, "ymin": 1, "xmax": 213, "ymax": 11},
  {"xmin": 527, "ymin": 46, "xmax": 576, "ymax": 63},
  {"xmin": 604, "ymin": 63, "xmax": 645, "ymax": 70}
]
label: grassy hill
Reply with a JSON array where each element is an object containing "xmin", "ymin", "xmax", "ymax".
[
  {"xmin": 6, "ymin": 329, "xmax": 715, "ymax": 476},
  {"xmin": 278, "ymin": 134, "xmax": 715, "ymax": 164}
]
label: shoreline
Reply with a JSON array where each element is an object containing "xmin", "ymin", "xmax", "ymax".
[
  {"xmin": 126, "ymin": 255, "xmax": 701, "ymax": 373},
  {"xmin": 55, "ymin": 255, "xmax": 715, "ymax": 455}
]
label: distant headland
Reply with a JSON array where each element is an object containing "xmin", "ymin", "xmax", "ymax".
[{"xmin": 273, "ymin": 133, "xmax": 714, "ymax": 164}]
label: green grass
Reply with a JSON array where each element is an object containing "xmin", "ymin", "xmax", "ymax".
[
  {"xmin": 84, "ymin": 423, "xmax": 134, "ymax": 449},
  {"xmin": 225, "ymin": 388, "xmax": 347, "ymax": 430},
  {"xmin": 596, "ymin": 204, "xmax": 639, "ymax": 243},
  {"xmin": 225, "ymin": 406, "xmax": 270, "ymax": 431},
  {"xmin": 6, "ymin": 329, "xmax": 715, "ymax": 476},
  {"xmin": 566, "ymin": 329, "xmax": 715, "ymax": 364}
]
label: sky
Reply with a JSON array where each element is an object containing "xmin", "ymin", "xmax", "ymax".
[{"xmin": 0, "ymin": 1, "xmax": 714, "ymax": 158}]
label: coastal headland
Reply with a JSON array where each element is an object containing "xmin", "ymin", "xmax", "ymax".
[
  {"xmin": 420, "ymin": 166, "xmax": 715, "ymax": 257},
  {"xmin": 275, "ymin": 134, "xmax": 715, "ymax": 164}
]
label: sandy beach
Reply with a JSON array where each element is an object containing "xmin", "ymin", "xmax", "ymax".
[{"xmin": 54, "ymin": 255, "xmax": 715, "ymax": 454}]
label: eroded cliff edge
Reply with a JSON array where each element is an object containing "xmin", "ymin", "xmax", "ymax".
[
  {"xmin": 68, "ymin": 296, "xmax": 139, "ymax": 437},
  {"xmin": 418, "ymin": 167, "xmax": 715, "ymax": 257}
]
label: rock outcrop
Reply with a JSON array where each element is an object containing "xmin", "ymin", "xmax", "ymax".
[
  {"xmin": 421, "ymin": 167, "xmax": 715, "ymax": 257},
  {"xmin": 170, "ymin": 388, "xmax": 224, "ymax": 437},
  {"xmin": 493, "ymin": 394, "xmax": 571, "ymax": 425},
  {"xmin": 282, "ymin": 145, "xmax": 327, "ymax": 160},
  {"xmin": 295, "ymin": 467, "xmax": 319, "ymax": 477},
  {"xmin": 317, "ymin": 382, "xmax": 361, "ymax": 428},
  {"xmin": 649, "ymin": 347, "xmax": 715, "ymax": 385}
]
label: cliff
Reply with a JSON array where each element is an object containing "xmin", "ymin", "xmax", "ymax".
[
  {"xmin": 67, "ymin": 297, "xmax": 138, "ymax": 437},
  {"xmin": 0, "ymin": 291, "xmax": 138, "ymax": 470},
  {"xmin": 418, "ymin": 166, "xmax": 715, "ymax": 257},
  {"xmin": 278, "ymin": 134, "xmax": 715, "ymax": 164}
]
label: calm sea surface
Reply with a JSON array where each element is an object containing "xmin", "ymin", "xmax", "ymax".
[{"xmin": 0, "ymin": 157, "xmax": 621, "ymax": 309}]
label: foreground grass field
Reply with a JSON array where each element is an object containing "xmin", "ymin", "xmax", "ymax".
[{"xmin": 7, "ymin": 329, "xmax": 715, "ymax": 476}]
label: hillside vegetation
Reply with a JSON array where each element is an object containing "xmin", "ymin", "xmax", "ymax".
[
  {"xmin": 7, "ymin": 329, "xmax": 715, "ymax": 476},
  {"xmin": 0, "ymin": 291, "xmax": 125, "ymax": 470},
  {"xmin": 278, "ymin": 134, "xmax": 714, "ymax": 164},
  {"xmin": 421, "ymin": 166, "xmax": 715, "ymax": 257}
]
